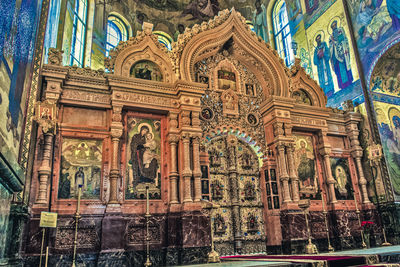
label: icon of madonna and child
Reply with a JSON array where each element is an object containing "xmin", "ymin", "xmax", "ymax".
[
  {"xmin": 379, "ymin": 111, "xmax": 400, "ymax": 197},
  {"xmin": 126, "ymin": 118, "xmax": 161, "ymax": 199}
]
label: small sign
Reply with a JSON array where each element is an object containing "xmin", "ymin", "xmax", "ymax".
[{"xmin": 39, "ymin": 212, "xmax": 58, "ymax": 228}]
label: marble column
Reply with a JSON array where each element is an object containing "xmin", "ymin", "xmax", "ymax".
[
  {"xmin": 168, "ymin": 134, "xmax": 179, "ymax": 204},
  {"xmin": 192, "ymin": 135, "xmax": 202, "ymax": 202},
  {"xmin": 277, "ymin": 143, "xmax": 292, "ymax": 203},
  {"xmin": 287, "ymin": 143, "xmax": 300, "ymax": 202},
  {"xmin": 36, "ymin": 132, "xmax": 54, "ymax": 204},
  {"xmin": 182, "ymin": 133, "xmax": 193, "ymax": 203},
  {"xmin": 109, "ymin": 107, "xmax": 123, "ymax": 204},
  {"xmin": 346, "ymin": 121, "xmax": 370, "ymax": 204},
  {"xmin": 320, "ymin": 148, "xmax": 337, "ymax": 204},
  {"xmin": 354, "ymin": 155, "xmax": 370, "ymax": 204}
]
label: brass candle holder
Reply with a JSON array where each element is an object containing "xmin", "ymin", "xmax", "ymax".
[
  {"xmin": 144, "ymin": 186, "xmax": 152, "ymax": 267},
  {"xmin": 299, "ymin": 199, "xmax": 318, "ymax": 254},
  {"xmin": 72, "ymin": 185, "xmax": 82, "ymax": 267},
  {"xmin": 320, "ymin": 189, "xmax": 334, "ymax": 252},
  {"xmin": 353, "ymin": 192, "xmax": 367, "ymax": 249},
  {"xmin": 201, "ymin": 199, "xmax": 221, "ymax": 263},
  {"xmin": 381, "ymin": 226, "xmax": 392, "ymax": 246}
]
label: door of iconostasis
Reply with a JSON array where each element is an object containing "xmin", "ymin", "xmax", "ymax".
[{"xmin": 207, "ymin": 134, "xmax": 266, "ymax": 256}]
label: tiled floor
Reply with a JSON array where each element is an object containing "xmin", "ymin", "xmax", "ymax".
[
  {"xmin": 319, "ymin": 245, "xmax": 400, "ymax": 255},
  {"xmin": 181, "ymin": 261, "xmax": 291, "ymax": 266},
  {"xmin": 181, "ymin": 245, "xmax": 400, "ymax": 266}
]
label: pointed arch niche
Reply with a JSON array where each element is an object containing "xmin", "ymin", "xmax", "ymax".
[{"xmin": 176, "ymin": 9, "xmax": 291, "ymax": 99}]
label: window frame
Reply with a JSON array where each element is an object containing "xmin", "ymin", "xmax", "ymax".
[
  {"xmin": 70, "ymin": 0, "xmax": 88, "ymax": 67},
  {"xmin": 272, "ymin": 0, "xmax": 294, "ymax": 66},
  {"xmin": 106, "ymin": 15, "xmax": 129, "ymax": 57}
]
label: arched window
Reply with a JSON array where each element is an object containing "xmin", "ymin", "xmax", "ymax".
[
  {"xmin": 106, "ymin": 15, "xmax": 129, "ymax": 57},
  {"xmin": 70, "ymin": 0, "xmax": 88, "ymax": 67},
  {"xmin": 153, "ymin": 31, "xmax": 172, "ymax": 51},
  {"xmin": 273, "ymin": 0, "xmax": 294, "ymax": 66}
]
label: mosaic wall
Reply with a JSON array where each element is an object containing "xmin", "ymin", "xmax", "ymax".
[
  {"xmin": 125, "ymin": 117, "xmax": 162, "ymax": 199},
  {"xmin": 0, "ymin": 184, "xmax": 12, "ymax": 260},
  {"xmin": 283, "ymin": 0, "xmax": 364, "ymax": 108},
  {"xmin": 0, "ymin": 0, "xmax": 42, "ymax": 179},
  {"xmin": 375, "ymin": 101, "xmax": 400, "ymax": 201},
  {"xmin": 346, "ymin": 0, "xmax": 400, "ymax": 89}
]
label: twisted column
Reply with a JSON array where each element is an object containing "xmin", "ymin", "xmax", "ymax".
[
  {"xmin": 287, "ymin": 143, "xmax": 300, "ymax": 202},
  {"xmin": 181, "ymin": 133, "xmax": 192, "ymax": 202},
  {"xmin": 277, "ymin": 143, "xmax": 292, "ymax": 203}
]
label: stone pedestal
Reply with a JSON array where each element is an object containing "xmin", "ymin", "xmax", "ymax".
[
  {"xmin": 101, "ymin": 213, "xmax": 126, "ymax": 251},
  {"xmin": 330, "ymin": 210, "xmax": 357, "ymax": 250}
]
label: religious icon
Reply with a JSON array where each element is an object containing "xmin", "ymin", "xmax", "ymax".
[
  {"xmin": 198, "ymin": 74, "xmax": 209, "ymax": 87},
  {"xmin": 218, "ymin": 70, "xmax": 236, "ymax": 90},
  {"xmin": 330, "ymin": 158, "xmax": 353, "ymax": 200},
  {"xmin": 267, "ymin": 196, "xmax": 272, "ymax": 209},
  {"xmin": 241, "ymin": 152, "xmax": 253, "ymax": 169},
  {"xmin": 211, "ymin": 181, "xmax": 223, "ymax": 200},
  {"xmin": 312, "ymin": 31, "xmax": 334, "ymax": 97},
  {"xmin": 126, "ymin": 117, "xmax": 161, "ymax": 199},
  {"xmin": 273, "ymin": 196, "xmax": 280, "ymax": 209},
  {"xmin": 201, "ymin": 180, "xmax": 209, "ymax": 194},
  {"xmin": 294, "ymin": 135, "xmax": 318, "ymax": 195},
  {"xmin": 201, "ymin": 108, "xmax": 213, "ymax": 120},
  {"xmin": 252, "ymin": 0, "xmax": 268, "ymax": 42},
  {"xmin": 266, "ymin": 183, "xmax": 271, "ymax": 196},
  {"xmin": 214, "ymin": 214, "xmax": 226, "ymax": 234},
  {"xmin": 244, "ymin": 181, "xmax": 256, "ymax": 200},
  {"xmin": 245, "ymin": 84, "xmax": 255, "ymax": 96},
  {"xmin": 293, "ymin": 90, "xmax": 312, "ymax": 105},
  {"xmin": 58, "ymin": 138, "xmax": 102, "ymax": 199},
  {"xmin": 246, "ymin": 214, "xmax": 258, "ymax": 233},
  {"xmin": 247, "ymin": 114, "xmax": 258, "ymax": 126},
  {"xmin": 328, "ymin": 19, "xmax": 353, "ymax": 89},
  {"xmin": 209, "ymin": 148, "xmax": 221, "ymax": 167},
  {"xmin": 130, "ymin": 60, "xmax": 163, "ymax": 81},
  {"xmin": 270, "ymin": 169, "xmax": 276, "ymax": 181}
]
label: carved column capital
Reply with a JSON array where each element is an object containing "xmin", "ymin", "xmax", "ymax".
[
  {"xmin": 319, "ymin": 147, "xmax": 331, "ymax": 156},
  {"xmin": 168, "ymin": 134, "xmax": 180, "ymax": 144},
  {"xmin": 284, "ymin": 123, "xmax": 292, "ymax": 136},
  {"xmin": 180, "ymin": 110, "xmax": 191, "ymax": 127},
  {"xmin": 112, "ymin": 106, "xmax": 123, "ymax": 122},
  {"xmin": 169, "ymin": 112, "xmax": 179, "ymax": 130},
  {"xmin": 44, "ymin": 82, "xmax": 63, "ymax": 102},
  {"xmin": 273, "ymin": 122, "xmax": 285, "ymax": 137},
  {"xmin": 110, "ymin": 123, "xmax": 123, "ymax": 139},
  {"xmin": 192, "ymin": 111, "xmax": 201, "ymax": 128},
  {"xmin": 181, "ymin": 132, "xmax": 191, "ymax": 142}
]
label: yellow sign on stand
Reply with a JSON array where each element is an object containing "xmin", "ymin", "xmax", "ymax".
[{"xmin": 39, "ymin": 212, "xmax": 58, "ymax": 228}]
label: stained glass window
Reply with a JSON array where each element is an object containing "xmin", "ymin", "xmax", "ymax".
[
  {"xmin": 70, "ymin": 0, "xmax": 88, "ymax": 67},
  {"xmin": 273, "ymin": 0, "xmax": 294, "ymax": 66},
  {"xmin": 106, "ymin": 15, "xmax": 129, "ymax": 57}
]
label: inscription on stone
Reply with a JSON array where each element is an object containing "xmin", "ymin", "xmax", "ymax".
[
  {"xmin": 62, "ymin": 90, "xmax": 110, "ymax": 104},
  {"xmin": 292, "ymin": 117, "xmax": 326, "ymax": 126},
  {"xmin": 114, "ymin": 92, "xmax": 172, "ymax": 107}
]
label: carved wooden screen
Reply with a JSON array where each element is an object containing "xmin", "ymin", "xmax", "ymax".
[{"xmin": 208, "ymin": 135, "xmax": 266, "ymax": 256}]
